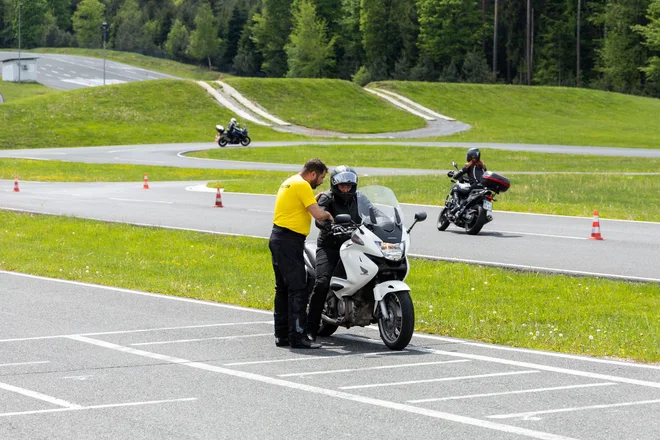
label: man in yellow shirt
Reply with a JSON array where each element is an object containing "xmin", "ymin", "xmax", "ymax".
[{"xmin": 270, "ymin": 158, "xmax": 333, "ymax": 349}]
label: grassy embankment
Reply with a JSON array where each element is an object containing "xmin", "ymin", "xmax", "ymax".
[
  {"xmin": 25, "ymin": 48, "xmax": 221, "ymax": 80},
  {"xmin": 0, "ymin": 80, "xmax": 59, "ymax": 102},
  {"xmin": 0, "ymin": 79, "xmax": 306, "ymax": 149},
  {"xmin": 222, "ymin": 77, "xmax": 426, "ymax": 133},
  {"xmin": 370, "ymin": 81, "xmax": 660, "ymax": 148},
  {"xmin": 1, "ymin": 210, "xmax": 658, "ymax": 362}
]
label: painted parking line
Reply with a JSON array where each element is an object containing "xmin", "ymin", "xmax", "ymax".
[
  {"xmin": 131, "ymin": 332, "xmax": 272, "ymax": 346},
  {"xmin": 279, "ymin": 359, "xmax": 470, "ymax": 377},
  {"xmin": 488, "ymin": 398, "xmax": 660, "ymax": 420},
  {"xmin": 0, "ymin": 381, "xmax": 82, "ymax": 409},
  {"xmin": 223, "ymin": 350, "xmax": 408, "ymax": 366},
  {"xmin": 0, "ymin": 361, "xmax": 50, "ymax": 368},
  {"xmin": 339, "ymin": 370, "xmax": 540, "ymax": 390},
  {"xmin": 408, "ymin": 382, "xmax": 618, "ymax": 403},
  {"xmin": 0, "ymin": 398, "xmax": 197, "ymax": 418},
  {"xmin": 66, "ymin": 335, "xmax": 578, "ymax": 440},
  {"xmin": 339, "ymin": 334, "xmax": 660, "ymax": 389}
]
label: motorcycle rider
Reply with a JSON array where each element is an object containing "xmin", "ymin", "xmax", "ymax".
[
  {"xmin": 306, "ymin": 165, "xmax": 362, "ymax": 341},
  {"xmin": 227, "ymin": 117, "xmax": 238, "ymax": 142},
  {"xmin": 449, "ymin": 148, "xmax": 487, "ymax": 218}
]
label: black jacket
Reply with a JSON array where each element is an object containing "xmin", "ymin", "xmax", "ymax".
[
  {"xmin": 454, "ymin": 161, "xmax": 487, "ymax": 185},
  {"xmin": 315, "ymin": 190, "xmax": 361, "ymax": 249}
]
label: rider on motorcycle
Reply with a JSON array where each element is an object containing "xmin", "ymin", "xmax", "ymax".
[
  {"xmin": 449, "ymin": 148, "xmax": 487, "ymax": 217},
  {"xmin": 227, "ymin": 117, "xmax": 238, "ymax": 141},
  {"xmin": 306, "ymin": 165, "xmax": 362, "ymax": 341}
]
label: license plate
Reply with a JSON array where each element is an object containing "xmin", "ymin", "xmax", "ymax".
[{"xmin": 483, "ymin": 200, "xmax": 493, "ymax": 211}]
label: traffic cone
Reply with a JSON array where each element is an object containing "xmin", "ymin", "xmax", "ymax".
[
  {"xmin": 143, "ymin": 173, "xmax": 150, "ymax": 189},
  {"xmin": 588, "ymin": 210, "xmax": 604, "ymax": 240},
  {"xmin": 213, "ymin": 187, "xmax": 224, "ymax": 208},
  {"xmin": 13, "ymin": 176, "xmax": 20, "ymax": 192}
]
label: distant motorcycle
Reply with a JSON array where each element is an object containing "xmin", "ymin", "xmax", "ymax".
[
  {"xmin": 215, "ymin": 124, "xmax": 251, "ymax": 147},
  {"xmin": 437, "ymin": 161, "xmax": 510, "ymax": 235}
]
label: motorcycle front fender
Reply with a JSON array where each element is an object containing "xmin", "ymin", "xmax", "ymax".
[{"xmin": 373, "ymin": 280, "xmax": 410, "ymax": 302}]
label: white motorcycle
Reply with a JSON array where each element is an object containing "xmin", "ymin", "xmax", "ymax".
[{"xmin": 304, "ymin": 185, "xmax": 427, "ymax": 350}]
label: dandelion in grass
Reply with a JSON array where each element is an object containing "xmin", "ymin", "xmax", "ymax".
[{"xmin": 589, "ymin": 335, "xmax": 594, "ymax": 340}]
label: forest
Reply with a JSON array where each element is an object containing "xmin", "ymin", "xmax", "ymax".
[{"xmin": 1, "ymin": 0, "xmax": 659, "ymax": 97}]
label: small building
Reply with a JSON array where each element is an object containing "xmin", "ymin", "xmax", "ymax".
[{"xmin": 1, "ymin": 57, "xmax": 39, "ymax": 82}]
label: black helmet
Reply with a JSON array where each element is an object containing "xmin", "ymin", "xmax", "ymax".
[
  {"xmin": 330, "ymin": 165, "xmax": 358, "ymax": 202},
  {"xmin": 466, "ymin": 148, "xmax": 481, "ymax": 162}
]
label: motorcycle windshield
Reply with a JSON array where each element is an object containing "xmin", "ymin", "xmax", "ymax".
[{"xmin": 356, "ymin": 186, "xmax": 404, "ymax": 243}]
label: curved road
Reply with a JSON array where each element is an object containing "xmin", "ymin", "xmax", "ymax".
[{"xmin": 1, "ymin": 142, "xmax": 660, "ymax": 281}]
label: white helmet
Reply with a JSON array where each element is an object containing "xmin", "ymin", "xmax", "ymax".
[{"xmin": 230, "ymin": 118, "xmax": 236, "ymax": 124}]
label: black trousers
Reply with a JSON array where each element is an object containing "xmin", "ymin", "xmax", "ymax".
[
  {"xmin": 269, "ymin": 226, "xmax": 310, "ymax": 341},
  {"xmin": 306, "ymin": 246, "xmax": 341, "ymax": 337}
]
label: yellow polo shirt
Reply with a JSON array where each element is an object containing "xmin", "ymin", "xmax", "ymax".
[{"xmin": 273, "ymin": 174, "xmax": 317, "ymax": 236}]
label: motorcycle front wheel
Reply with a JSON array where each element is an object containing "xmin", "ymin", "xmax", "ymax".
[
  {"xmin": 437, "ymin": 208, "xmax": 450, "ymax": 231},
  {"xmin": 218, "ymin": 138, "xmax": 228, "ymax": 147},
  {"xmin": 240, "ymin": 136, "xmax": 251, "ymax": 146},
  {"xmin": 465, "ymin": 205, "xmax": 487, "ymax": 235},
  {"xmin": 378, "ymin": 291, "xmax": 414, "ymax": 350}
]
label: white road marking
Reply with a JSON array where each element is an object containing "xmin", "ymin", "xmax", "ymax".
[
  {"xmin": 0, "ymin": 381, "xmax": 82, "ymax": 408},
  {"xmin": 62, "ymin": 375, "xmax": 94, "ymax": 381},
  {"xmin": 0, "ymin": 398, "xmax": 196, "ymax": 418},
  {"xmin": 66, "ymin": 335, "xmax": 577, "ymax": 440},
  {"xmin": 488, "ymin": 398, "xmax": 660, "ymax": 420},
  {"xmin": 109, "ymin": 198, "xmax": 173, "ymax": 204},
  {"xmin": 51, "ymin": 70, "xmax": 58, "ymax": 74},
  {"xmin": 340, "ymin": 334, "xmax": 660, "ymax": 389},
  {"xmin": 223, "ymin": 350, "xmax": 405, "ymax": 366},
  {"xmin": 111, "ymin": 157, "xmax": 165, "ymax": 163},
  {"xmin": 279, "ymin": 359, "xmax": 470, "ymax": 377},
  {"xmin": 408, "ymin": 382, "xmax": 617, "ymax": 403},
  {"xmin": 0, "ymin": 320, "xmax": 272, "ymax": 343},
  {"xmin": 131, "ymin": 332, "xmax": 272, "ymax": 346},
  {"xmin": 0, "ymin": 361, "xmax": 49, "ymax": 368},
  {"xmin": 339, "ymin": 370, "xmax": 539, "ymax": 390},
  {"xmin": 248, "ymin": 209, "xmax": 274, "ymax": 213}
]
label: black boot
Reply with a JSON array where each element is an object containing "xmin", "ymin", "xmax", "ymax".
[{"xmin": 290, "ymin": 333, "xmax": 321, "ymax": 349}]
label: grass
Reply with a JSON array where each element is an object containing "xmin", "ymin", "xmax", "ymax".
[
  {"xmin": 371, "ymin": 81, "xmax": 660, "ymax": 148},
  {"xmin": 4, "ymin": 158, "xmax": 660, "ymax": 221},
  {"xmin": 0, "ymin": 79, "xmax": 303, "ymax": 149},
  {"xmin": 1, "ymin": 210, "xmax": 658, "ymax": 362},
  {"xmin": 187, "ymin": 144, "xmax": 660, "ymax": 172},
  {"xmin": 0, "ymin": 80, "xmax": 60, "ymax": 102},
  {"xmin": 25, "ymin": 48, "xmax": 223, "ymax": 81},
  {"xmin": 222, "ymin": 78, "xmax": 426, "ymax": 133}
]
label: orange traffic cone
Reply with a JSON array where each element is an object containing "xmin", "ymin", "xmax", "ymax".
[
  {"xmin": 213, "ymin": 187, "xmax": 224, "ymax": 208},
  {"xmin": 589, "ymin": 210, "xmax": 604, "ymax": 240},
  {"xmin": 143, "ymin": 173, "xmax": 150, "ymax": 189},
  {"xmin": 13, "ymin": 176, "xmax": 20, "ymax": 192}
]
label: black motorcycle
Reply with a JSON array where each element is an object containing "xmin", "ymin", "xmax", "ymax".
[
  {"xmin": 215, "ymin": 124, "xmax": 251, "ymax": 147},
  {"xmin": 437, "ymin": 161, "xmax": 510, "ymax": 235}
]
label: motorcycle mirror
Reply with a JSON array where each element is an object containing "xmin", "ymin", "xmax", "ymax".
[
  {"xmin": 335, "ymin": 214, "xmax": 351, "ymax": 224},
  {"xmin": 414, "ymin": 212, "xmax": 427, "ymax": 222},
  {"xmin": 452, "ymin": 161, "xmax": 458, "ymax": 168}
]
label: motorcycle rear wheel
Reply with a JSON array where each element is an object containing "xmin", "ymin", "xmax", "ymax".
[
  {"xmin": 240, "ymin": 136, "xmax": 251, "ymax": 146},
  {"xmin": 378, "ymin": 291, "xmax": 414, "ymax": 350},
  {"xmin": 437, "ymin": 208, "xmax": 450, "ymax": 231},
  {"xmin": 465, "ymin": 205, "xmax": 487, "ymax": 235}
]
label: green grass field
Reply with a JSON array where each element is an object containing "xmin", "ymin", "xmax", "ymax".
[
  {"xmin": 223, "ymin": 77, "xmax": 426, "ymax": 133},
  {"xmin": 372, "ymin": 81, "xmax": 660, "ymax": 148},
  {"xmin": 1, "ymin": 210, "xmax": 657, "ymax": 362},
  {"xmin": 0, "ymin": 80, "xmax": 59, "ymax": 102},
  {"xmin": 0, "ymin": 79, "xmax": 302, "ymax": 149}
]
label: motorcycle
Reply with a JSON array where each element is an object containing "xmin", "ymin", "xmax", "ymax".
[
  {"xmin": 304, "ymin": 185, "xmax": 427, "ymax": 350},
  {"xmin": 436, "ymin": 161, "xmax": 510, "ymax": 235},
  {"xmin": 214, "ymin": 124, "xmax": 251, "ymax": 147}
]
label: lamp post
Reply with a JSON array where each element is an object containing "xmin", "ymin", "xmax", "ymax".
[
  {"xmin": 18, "ymin": 0, "xmax": 22, "ymax": 83},
  {"xmin": 101, "ymin": 21, "xmax": 108, "ymax": 85}
]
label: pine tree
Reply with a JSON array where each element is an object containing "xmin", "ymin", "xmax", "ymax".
[{"xmin": 285, "ymin": 0, "xmax": 336, "ymax": 77}]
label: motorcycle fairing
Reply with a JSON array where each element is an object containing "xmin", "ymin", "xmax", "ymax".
[{"xmin": 373, "ymin": 280, "xmax": 411, "ymax": 302}]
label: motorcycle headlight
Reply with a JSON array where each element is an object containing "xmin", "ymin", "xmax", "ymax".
[{"xmin": 380, "ymin": 242, "xmax": 404, "ymax": 261}]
